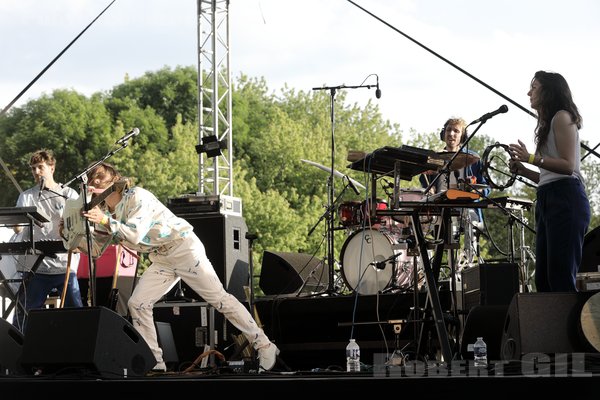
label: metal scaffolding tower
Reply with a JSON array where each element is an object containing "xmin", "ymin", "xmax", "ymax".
[{"xmin": 196, "ymin": 0, "xmax": 233, "ymax": 197}]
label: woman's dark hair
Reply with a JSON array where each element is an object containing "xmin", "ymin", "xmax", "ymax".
[{"xmin": 533, "ymin": 70, "xmax": 582, "ymax": 150}]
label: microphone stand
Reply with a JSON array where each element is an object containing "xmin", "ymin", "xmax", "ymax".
[
  {"xmin": 62, "ymin": 139, "xmax": 132, "ymax": 306},
  {"xmin": 311, "ymin": 81, "xmax": 377, "ymax": 295}
]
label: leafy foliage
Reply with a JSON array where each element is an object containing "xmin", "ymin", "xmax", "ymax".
[{"xmin": 1, "ymin": 66, "xmax": 598, "ymax": 291}]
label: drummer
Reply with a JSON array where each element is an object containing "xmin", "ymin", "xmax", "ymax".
[
  {"xmin": 419, "ymin": 117, "xmax": 491, "ymax": 268},
  {"xmin": 419, "ymin": 116, "xmax": 490, "ymax": 222}
]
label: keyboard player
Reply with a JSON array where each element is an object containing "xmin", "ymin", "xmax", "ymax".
[{"xmin": 10, "ymin": 149, "xmax": 82, "ymax": 331}]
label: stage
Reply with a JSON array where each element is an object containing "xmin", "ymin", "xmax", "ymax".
[
  {"xmin": 1, "ymin": 358, "xmax": 599, "ymax": 397},
  {"xmin": 2, "ymin": 290, "xmax": 600, "ymax": 396}
]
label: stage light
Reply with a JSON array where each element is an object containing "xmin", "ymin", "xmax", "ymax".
[{"xmin": 195, "ymin": 135, "xmax": 227, "ymax": 158}]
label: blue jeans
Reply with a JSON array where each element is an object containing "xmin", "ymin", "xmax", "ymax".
[
  {"xmin": 13, "ymin": 272, "xmax": 83, "ymax": 332},
  {"xmin": 535, "ymin": 178, "xmax": 590, "ymax": 292}
]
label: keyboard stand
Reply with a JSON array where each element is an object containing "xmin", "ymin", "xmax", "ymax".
[{"xmin": 0, "ymin": 206, "xmax": 49, "ymax": 320}]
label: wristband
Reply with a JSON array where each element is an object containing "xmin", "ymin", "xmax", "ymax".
[
  {"xmin": 100, "ymin": 215, "xmax": 109, "ymax": 225},
  {"xmin": 528, "ymin": 153, "xmax": 535, "ymax": 164}
]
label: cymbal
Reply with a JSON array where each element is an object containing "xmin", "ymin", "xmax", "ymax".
[
  {"xmin": 436, "ymin": 151, "xmax": 480, "ymax": 171},
  {"xmin": 300, "ymin": 159, "xmax": 366, "ymax": 190}
]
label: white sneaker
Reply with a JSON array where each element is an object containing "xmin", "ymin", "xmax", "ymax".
[
  {"xmin": 152, "ymin": 361, "xmax": 167, "ymax": 372},
  {"xmin": 258, "ymin": 343, "xmax": 280, "ymax": 372}
]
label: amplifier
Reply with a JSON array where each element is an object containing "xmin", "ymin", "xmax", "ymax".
[
  {"xmin": 577, "ymin": 272, "xmax": 600, "ymax": 292},
  {"xmin": 461, "ymin": 263, "xmax": 519, "ymax": 311},
  {"xmin": 167, "ymin": 194, "xmax": 242, "ymax": 216}
]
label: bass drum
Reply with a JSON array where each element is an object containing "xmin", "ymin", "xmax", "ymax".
[{"xmin": 340, "ymin": 228, "xmax": 413, "ymax": 295}]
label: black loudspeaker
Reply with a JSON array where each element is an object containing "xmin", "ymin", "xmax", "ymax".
[
  {"xmin": 167, "ymin": 212, "xmax": 249, "ymax": 302},
  {"xmin": 461, "ymin": 263, "xmax": 519, "ymax": 311},
  {"xmin": 580, "ymin": 226, "xmax": 600, "ymax": 273},
  {"xmin": 460, "ymin": 305, "xmax": 508, "ymax": 361},
  {"xmin": 20, "ymin": 307, "xmax": 155, "ymax": 377},
  {"xmin": 0, "ymin": 317, "xmax": 24, "ymax": 374},
  {"xmin": 500, "ymin": 292, "xmax": 597, "ymax": 360},
  {"xmin": 259, "ymin": 251, "xmax": 327, "ymax": 295}
]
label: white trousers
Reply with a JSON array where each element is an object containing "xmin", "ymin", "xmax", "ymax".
[{"xmin": 128, "ymin": 234, "xmax": 270, "ymax": 365}]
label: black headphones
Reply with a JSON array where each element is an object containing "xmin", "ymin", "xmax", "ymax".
[{"xmin": 440, "ymin": 122, "xmax": 467, "ymax": 143}]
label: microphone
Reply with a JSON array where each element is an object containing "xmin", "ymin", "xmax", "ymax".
[
  {"xmin": 38, "ymin": 177, "xmax": 45, "ymax": 199},
  {"xmin": 116, "ymin": 127, "xmax": 140, "ymax": 145},
  {"xmin": 373, "ymin": 252, "xmax": 403, "ymax": 269},
  {"xmin": 345, "ymin": 175, "xmax": 361, "ymax": 195},
  {"xmin": 470, "ymin": 105, "xmax": 508, "ymax": 125},
  {"xmin": 375, "ymin": 75, "xmax": 381, "ymax": 99}
]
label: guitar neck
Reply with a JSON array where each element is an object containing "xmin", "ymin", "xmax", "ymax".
[{"xmin": 86, "ymin": 185, "xmax": 116, "ymax": 210}]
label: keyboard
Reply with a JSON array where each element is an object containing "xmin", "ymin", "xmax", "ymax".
[{"xmin": 0, "ymin": 240, "xmax": 66, "ymax": 255}]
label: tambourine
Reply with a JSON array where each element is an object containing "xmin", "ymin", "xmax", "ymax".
[{"xmin": 481, "ymin": 142, "xmax": 517, "ymax": 190}]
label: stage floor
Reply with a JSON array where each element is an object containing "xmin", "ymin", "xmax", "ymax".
[
  {"xmin": 2, "ymin": 290, "xmax": 600, "ymax": 396},
  {"xmin": 1, "ymin": 363, "xmax": 600, "ymax": 397}
]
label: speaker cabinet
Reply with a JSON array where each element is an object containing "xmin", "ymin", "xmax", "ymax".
[
  {"xmin": 461, "ymin": 263, "xmax": 519, "ymax": 311},
  {"xmin": 259, "ymin": 251, "xmax": 327, "ymax": 295},
  {"xmin": 167, "ymin": 212, "xmax": 249, "ymax": 302},
  {"xmin": 0, "ymin": 317, "xmax": 24, "ymax": 374},
  {"xmin": 500, "ymin": 292, "xmax": 597, "ymax": 360},
  {"xmin": 153, "ymin": 302, "xmax": 220, "ymax": 365},
  {"xmin": 20, "ymin": 307, "xmax": 155, "ymax": 377},
  {"xmin": 580, "ymin": 226, "xmax": 600, "ymax": 273},
  {"xmin": 460, "ymin": 305, "xmax": 508, "ymax": 361}
]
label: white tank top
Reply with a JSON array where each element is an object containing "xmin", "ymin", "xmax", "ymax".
[{"xmin": 538, "ymin": 112, "xmax": 584, "ymax": 187}]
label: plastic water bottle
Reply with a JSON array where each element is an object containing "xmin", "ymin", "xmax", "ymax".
[
  {"xmin": 346, "ymin": 338, "xmax": 361, "ymax": 372},
  {"xmin": 473, "ymin": 337, "xmax": 488, "ymax": 367}
]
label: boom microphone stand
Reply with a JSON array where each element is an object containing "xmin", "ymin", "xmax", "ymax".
[
  {"xmin": 312, "ymin": 77, "xmax": 379, "ymax": 295},
  {"xmin": 62, "ymin": 128, "xmax": 139, "ymax": 306}
]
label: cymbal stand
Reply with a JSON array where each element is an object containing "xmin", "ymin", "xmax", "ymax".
[
  {"xmin": 517, "ymin": 210, "xmax": 536, "ymax": 292},
  {"xmin": 311, "ymin": 78, "xmax": 379, "ymax": 295}
]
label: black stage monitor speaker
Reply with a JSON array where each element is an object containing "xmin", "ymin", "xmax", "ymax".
[
  {"xmin": 580, "ymin": 226, "xmax": 600, "ymax": 273},
  {"xmin": 20, "ymin": 307, "xmax": 155, "ymax": 377},
  {"xmin": 167, "ymin": 212, "xmax": 249, "ymax": 302},
  {"xmin": 500, "ymin": 292, "xmax": 597, "ymax": 360},
  {"xmin": 460, "ymin": 305, "xmax": 508, "ymax": 361},
  {"xmin": 0, "ymin": 317, "xmax": 24, "ymax": 374},
  {"xmin": 461, "ymin": 263, "xmax": 519, "ymax": 311},
  {"xmin": 259, "ymin": 251, "xmax": 327, "ymax": 295}
]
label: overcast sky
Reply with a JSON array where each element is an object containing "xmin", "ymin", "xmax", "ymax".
[{"xmin": 1, "ymin": 0, "xmax": 599, "ymax": 156}]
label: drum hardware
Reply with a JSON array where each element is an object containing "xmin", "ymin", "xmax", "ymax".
[
  {"xmin": 340, "ymin": 229, "xmax": 417, "ymax": 295},
  {"xmin": 386, "ymin": 321, "xmax": 409, "ymax": 366},
  {"xmin": 303, "ymin": 157, "xmax": 366, "ymax": 295},
  {"xmin": 435, "ymin": 151, "xmax": 480, "ymax": 171}
]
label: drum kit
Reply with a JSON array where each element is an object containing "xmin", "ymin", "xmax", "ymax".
[
  {"xmin": 337, "ymin": 190, "xmax": 426, "ymax": 295},
  {"xmin": 303, "ymin": 145, "xmax": 487, "ymax": 296}
]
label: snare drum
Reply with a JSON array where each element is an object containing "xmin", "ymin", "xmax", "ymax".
[
  {"xmin": 340, "ymin": 228, "xmax": 415, "ymax": 294},
  {"xmin": 338, "ymin": 201, "xmax": 362, "ymax": 227},
  {"xmin": 360, "ymin": 198, "xmax": 390, "ymax": 228}
]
